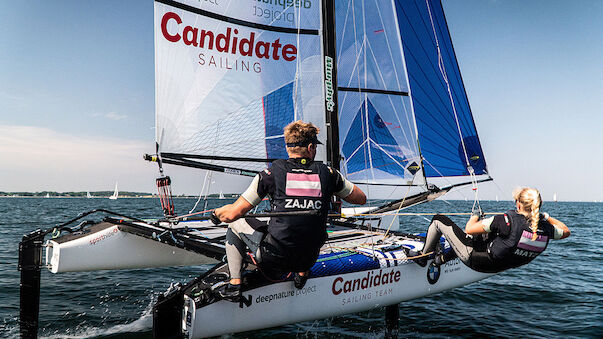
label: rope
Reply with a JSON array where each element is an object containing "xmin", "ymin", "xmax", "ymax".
[
  {"xmin": 189, "ymin": 170, "xmax": 212, "ymax": 214},
  {"xmin": 327, "ymin": 245, "xmax": 435, "ymax": 261},
  {"xmin": 176, "ymin": 209, "xmax": 215, "ymax": 220},
  {"xmin": 338, "ymin": 212, "xmax": 502, "ymax": 217},
  {"xmin": 381, "ymin": 172, "xmax": 417, "ymax": 239}
]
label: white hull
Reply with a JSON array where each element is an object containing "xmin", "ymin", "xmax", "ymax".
[
  {"xmin": 184, "ymin": 259, "xmax": 491, "ymax": 338},
  {"xmin": 46, "ymin": 223, "xmax": 218, "ymax": 273}
]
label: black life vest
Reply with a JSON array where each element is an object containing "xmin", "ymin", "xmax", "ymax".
[
  {"xmin": 265, "ymin": 158, "xmax": 336, "ymax": 270},
  {"xmin": 484, "ymin": 210, "xmax": 555, "ymax": 272}
]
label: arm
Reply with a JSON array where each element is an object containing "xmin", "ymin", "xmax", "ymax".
[
  {"xmin": 214, "ymin": 196, "xmax": 254, "ymax": 223},
  {"xmin": 465, "ymin": 215, "xmax": 487, "ymax": 235},
  {"xmin": 331, "ymin": 168, "xmax": 366, "ymax": 205},
  {"xmin": 214, "ymin": 173, "xmax": 265, "ymax": 223},
  {"xmin": 548, "ymin": 215, "xmax": 570, "ymax": 239},
  {"xmin": 342, "ymin": 185, "xmax": 366, "ymax": 205}
]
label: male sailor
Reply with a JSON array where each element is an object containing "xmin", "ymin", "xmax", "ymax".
[{"xmin": 211, "ymin": 120, "xmax": 366, "ymax": 299}]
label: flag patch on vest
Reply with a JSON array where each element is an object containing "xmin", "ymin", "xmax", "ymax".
[
  {"xmin": 286, "ymin": 173, "xmax": 322, "ymax": 197},
  {"xmin": 517, "ymin": 231, "xmax": 547, "ymax": 252}
]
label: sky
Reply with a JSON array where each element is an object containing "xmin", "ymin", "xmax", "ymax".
[{"xmin": 0, "ymin": 0, "xmax": 601, "ymax": 202}]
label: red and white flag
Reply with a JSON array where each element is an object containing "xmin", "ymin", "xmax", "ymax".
[{"xmin": 286, "ymin": 173, "xmax": 322, "ymax": 197}]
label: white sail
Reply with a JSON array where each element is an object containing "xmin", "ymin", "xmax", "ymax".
[
  {"xmin": 86, "ymin": 191, "xmax": 92, "ymax": 199},
  {"xmin": 109, "ymin": 182, "xmax": 118, "ymax": 200},
  {"xmin": 154, "ymin": 0, "xmax": 326, "ymax": 173}
]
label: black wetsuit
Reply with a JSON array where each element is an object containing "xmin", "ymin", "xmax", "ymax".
[
  {"xmin": 424, "ymin": 211, "xmax": 557, "ymax": 273},
  {"xmin": 252, "ymin": 158, "xmax": 346, "ymax": 272}
]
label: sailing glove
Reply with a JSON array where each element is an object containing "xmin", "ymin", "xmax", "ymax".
[
  {"xmin": 210, "ymin": 212, "xmax": 221, "ymax": 225},
  {"xmin": 472, "ymin": 210, "xmax": 485, "ymax": 220}
]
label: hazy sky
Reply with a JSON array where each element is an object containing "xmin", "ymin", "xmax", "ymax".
[{"xmin": 0, "ymin": 0, "xmax": 601, "ymax": 202}]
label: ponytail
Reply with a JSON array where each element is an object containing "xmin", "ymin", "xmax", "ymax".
[{"xmin": 513, "ymin": 187, "xmax": 542, "ymax": 241}]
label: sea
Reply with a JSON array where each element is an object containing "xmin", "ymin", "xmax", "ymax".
[{"xmin": 0, "ymin": 197, "xmax": 601, "ymax": 338}]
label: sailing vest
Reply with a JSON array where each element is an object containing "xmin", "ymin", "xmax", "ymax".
[
  {"xmin": 483, "ymin": 210, "xmax": 555, "ymax": 272},
  {"xmin": 265, "ymin": 158, "xmax": 337, "ymax": 270}
]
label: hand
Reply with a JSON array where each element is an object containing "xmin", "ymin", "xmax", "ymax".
[
  {"xmin": 209, "ymin": 211, "xmax": 221, "ymax": 225},
  {"xmin": 472, "ymin": 211, "xmax": 484, "ymax": 220}
]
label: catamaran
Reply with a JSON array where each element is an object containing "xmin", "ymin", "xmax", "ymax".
[{"xmin": 19, "ymin": 1, "xmax": 495, "ymax": 338}]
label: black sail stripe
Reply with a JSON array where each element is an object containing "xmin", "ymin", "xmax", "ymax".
[{"xmin": 338, "ymin": 87, "xmax": 409, "ymax": 96}]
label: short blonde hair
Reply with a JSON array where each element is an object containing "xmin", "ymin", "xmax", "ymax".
[
  {"xmin": 284, "ymin": 120, "xmax": 320, "ymax": 154},
  {"xmin": 513, "ymin": 187, "xmax": 542, "ymax": 240}
]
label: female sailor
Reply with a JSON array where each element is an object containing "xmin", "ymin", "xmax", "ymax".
[{"xmin": 415, "ymin": 187, "xmax": 570, "ymax": 273}]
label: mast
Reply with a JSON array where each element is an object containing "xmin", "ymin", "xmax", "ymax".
[{"xmin": 321, "ymin": 0, "xmax": 340, "ymax": 171}]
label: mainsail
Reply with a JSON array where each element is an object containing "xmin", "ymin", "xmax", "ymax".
[
  {"xmin": 151, "ymin": 0, "xmax": 491, "ymax": 204},
  {"xmin": 154, "ymin": 0, "xmax": 326, "ymax": 175}
]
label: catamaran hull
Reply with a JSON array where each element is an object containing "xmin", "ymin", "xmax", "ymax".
[
  {"xmin": 183, "ymin": 260, "xmax": 491, "ymax": 338},
  {"xmin": 46, "ymin": 223, "xmax": 218, "ymax": 273}
]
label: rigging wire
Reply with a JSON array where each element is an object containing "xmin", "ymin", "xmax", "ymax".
[
  {"xmin": 189, "ymin": 170, "xmax": 213, "ymax": 214},
  {"xmin": 381, "ymin": 172, "xmax": 417, "ymax": 239},
  {"xmin": 425, "ymin": 0, "xmax": 471, "ymax": 170}
]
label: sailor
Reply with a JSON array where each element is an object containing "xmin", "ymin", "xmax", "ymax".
[
  {"xmin": 414, "ymin": 187, "xmax": 570, "ymax": 273},
  {"xmin": 212, "ymin": 120, "xmax": 366, "ymax": 299}
]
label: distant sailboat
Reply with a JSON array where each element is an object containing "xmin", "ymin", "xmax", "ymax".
[
  {"xmin": 109, "ymin": 183, "xmax": 118, "ymax": 200},
  {"xmin": 45, "ymin": 193, "xmax": 50, "ymax": 198},
  {"xmin": 86, "ymin": 191, "xmax": 93, "ymax": 199},
  {"xmin": 553, "ymin": 192, "xmax": 558, "ymax": 202},
  {"xmin": 219, "ymin": 190, "xmax": 225, "ymax": 199},
  {"xmin": 495, "ymin": 195, "xmax": 499, "ymax": 202}
]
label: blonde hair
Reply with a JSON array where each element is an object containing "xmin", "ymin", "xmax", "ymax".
[
  {"xmin": 512, "ymin": 187, "xmax": 542, "ymax": 240},
  {"xmin": 284, "ymin": 120, "xmax": 320, "ymax": 155}
]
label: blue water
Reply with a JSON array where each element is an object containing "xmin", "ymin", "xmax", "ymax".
[{"xmin": 0, "ymin": 198, "xmax": 601, "ymax": 338}]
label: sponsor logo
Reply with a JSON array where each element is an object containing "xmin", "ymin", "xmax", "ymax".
[
  {"xmin": 254, "ymin": 284, "xmax": 317, "ymax": 305},
  {"xmin": 89, "ymin": 227, "xmax": 119, "ymax": 245},
  {"xmin": 332, "ymin": 269, "xmax": 401, "ymax": 295},
  {"xmin": 324, "ymin": 56, "xmax": 335, "ymax": 112},
  {"xmin": 427, "ymin": 262, "xmax": 440, "ymax": 284},
  {"xmin": 254, "ymin": 0, "xmax": 313, "ymax": 10},
  {"xmin": 186, "ymin": 311, "xmax": 192, "ymax": 326},
  {"xmin": 161, "ymin": 12, "xmax": 298, "ymax": 61},
  {"xmin": 252, "ymin": 0, "xmax": 313, "ymax": 23},
  {"xmin": 224, "ymin": 168, "xmax": 242, "ymax": 175},
  {"xmin": 198, "ymin": 0, "xmax": 219, "ymax": 5}
]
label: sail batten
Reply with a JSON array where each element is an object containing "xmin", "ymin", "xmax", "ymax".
[{"xmin": 338, "ymin": 87, "xmax": 409, "ymax": 96}]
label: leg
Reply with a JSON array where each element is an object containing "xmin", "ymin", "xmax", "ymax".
[
  {"xmin": 422, "ymin": 215, "xmax": 474, "ymax": 265},
  {"xmin": 225, "ymin": 218, "xmax": 264, "ymax": 284}
]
